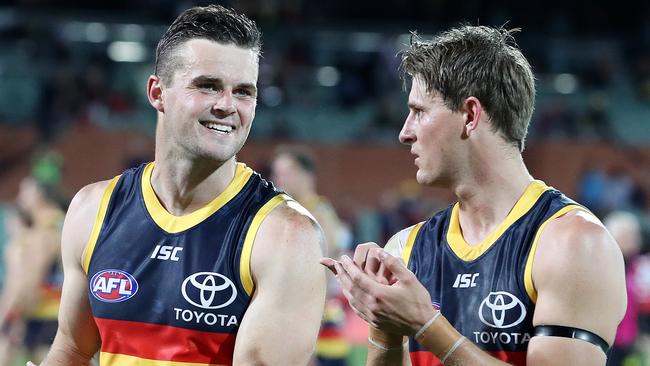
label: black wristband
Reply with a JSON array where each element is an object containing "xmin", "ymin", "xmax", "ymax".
[{"xmin": 533, "ymin": 325, "xmax": 610, "ymax": 354}]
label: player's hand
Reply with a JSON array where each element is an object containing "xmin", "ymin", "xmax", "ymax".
[
  {"xmin": 320, "ymin": 242, "xmax": 396, "ymax": 285},
  {"xmin": 27, "ymin": 362, "xmax": 37, "ymax": 366},
  {"xmin": 332, "ymin": 250, "xmax": 436, "ymax": 337}
]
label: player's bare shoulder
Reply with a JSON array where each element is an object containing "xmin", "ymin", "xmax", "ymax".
[
  {"xmin": 265, "ymin": 199, "xmax": 324, "ymax": 248},
  {"xmin": 62, "ymin": 178, "xmax": 118, "ymax": 265},
  {"xmin": 248, "ymin": 197, "xmax": 326, "ymax": 297},
  {"xmin": 252, "ymin": 198, "xmax": 325, "ymax": 264},
  {"xmin": 537, "ymin": 209, "xmax": 621, "ymax": 261}
]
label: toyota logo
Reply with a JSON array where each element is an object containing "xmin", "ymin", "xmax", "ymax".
[
  {"xmin": 181, "ymin": 272, "xmax": 237, "ymax": 310},
  {"xmin": 478, "ymin": 291, "xmax": 526, "ymax": 329}
]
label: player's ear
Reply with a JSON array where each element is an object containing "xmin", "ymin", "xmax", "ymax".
[
  {"xmin": 461, "ymin": 96, "xmax": 483, "ymax": 136},
  {"xmin": 147, "ymin": 75, "xmax": 165, "ymax": 113}
]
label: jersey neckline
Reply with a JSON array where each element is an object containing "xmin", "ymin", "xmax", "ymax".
[
  {"xmin": 446, "ymin": 180, "xmax": 550, "ymax": 261},
  {"xmin": 141, "ymin": 162, "xmax": 253, "ymax": 233}
]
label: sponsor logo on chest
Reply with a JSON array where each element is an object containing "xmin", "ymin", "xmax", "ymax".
[
  {"xmin": 174, "ymin": 271, "xmax": 240, "ymax": 327},
  {"xmin": 474, "ymin": 291, "xmax": 530, "ymax": 346}
]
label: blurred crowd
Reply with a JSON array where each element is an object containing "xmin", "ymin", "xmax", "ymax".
[{"xmin": 1, "ymin": 1, "xmax": 650, "ymax": 145}]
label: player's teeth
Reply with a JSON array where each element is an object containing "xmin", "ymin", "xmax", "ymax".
[{"xmin": 205, "ymin": 122, "xmax": 233, "ymax": 133}]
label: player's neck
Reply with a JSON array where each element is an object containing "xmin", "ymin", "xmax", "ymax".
[
  {"xmin": 149, "ymin": 156, "xmax": 237, "ymax": 216},
  {"xmin": 452, "ymin": 154, "xmax": 533, "ymax": 245}
]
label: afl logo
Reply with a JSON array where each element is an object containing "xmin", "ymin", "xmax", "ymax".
[
  {"xmin": 90, "ymin": 269, "xmax": 139, "ymax": 303},
  {"xmin": 181, "ymin": 272, "xmax": 237, "ymax": 310},
  {"xmin": 478, "ymin": 291, "xmax": 526, "ymax": 329}
]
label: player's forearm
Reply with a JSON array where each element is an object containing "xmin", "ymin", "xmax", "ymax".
[
  {"xmin": 440, "ymin": 341, "xmax": 511, "ymax": 366},
  {"xmin": 367, "ymin": 347, "xmax": 408, "ymax": 366},
  {"xmin": 231, "ymin": 330, "xmax": 328, "ymax": 366},
  {"xmin": 417, "ymin": 314, "xmax": 509, "ymax": 366},
  {"xmin": 366, "ymin": 328, "xmax": 409, "ymax": 366},
  {"xmin": 39, "ymin": 336, "xmax": 96, "ymax": 366},
  {"xmin": 39, "ymin": 348, "xmax": 93, "ymax": 366}
]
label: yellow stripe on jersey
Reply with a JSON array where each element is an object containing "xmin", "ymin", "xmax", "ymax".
[
  {"xmin": 100, "ymin": 352, "xmax": 226, "ymax": 366},
  {"xmin": 239, "ymin": 194, "xmax": 292, "ymax": 296},
  {"xmin": 446, "ymin": 180, "xmax": 550, "ymax": 262},
  {"xmin": 524, "ymin": 204, "xmax": 585, "ymax": 303},
  {"xmin": 401, "ymin": 222, "xmax": 424, "ymax": 267},
  {"xmin": 82, "ymin": 175, "xmax": 121, "ymax": 273},
  {"xmin": 141, "ymin": 162, "xmax": 253, "ymax": 234}
]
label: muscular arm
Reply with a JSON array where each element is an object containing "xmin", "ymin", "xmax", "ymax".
[
  {"xmin": 232, "ymin": 200, "xmax": 327, "ymax": 365},
  {"xmin": 39, "ymin": 182, "xmax": 110, "ymax": 365},
  {"xmin": 527, "ymin": 210, "xmax": 626, "ymax": 366}
]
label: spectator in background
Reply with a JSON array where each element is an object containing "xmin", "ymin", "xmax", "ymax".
[
  {"xmin": 578, "ymin": 162, "xmax": 646, "ymax": 217},
  {"xmin": 0, "ymin": 177, "xmax": 65, "ymax": 365},
  {"xmin": 578, "ymin": 164, "xmax": 609, "ymax": 216},
  {"xmin": 376, "ymin": 180, "xmax": 441, "ymax": 245},
  {"xmin": 581, "ymin": 93, "xmax": 618, "ymax": 142},
  {"xmin": 30, "ymin": 150, "xmax": 64, "ymax": 189},
  {"xmin": 533, "ymin": 98, "xmax": 579, "ymax": 139}
]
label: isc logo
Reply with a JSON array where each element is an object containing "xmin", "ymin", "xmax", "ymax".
[
  {"xmin": 452, "ymin": 273, "xmax": 479, "ymax": 288},
  {"xmin": 91, "ymin": 269, "xmax": 138, "ymax": 303},
  {"xmin": 151, "ymin": 244, "xmax": 183, "ymax": 261}
]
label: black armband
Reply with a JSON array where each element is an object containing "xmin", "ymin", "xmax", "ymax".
[{"xmin": 533, "ymin": 325, "xmax": 610, "ymax": 354}]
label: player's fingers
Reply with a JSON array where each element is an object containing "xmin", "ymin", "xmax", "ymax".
[
  {"xmin": 335, "ymin": 261, "xmax": 370, "ymax": 313},
  {"xmin": 364, "ymin": 248, "xmax": 382, "ymax": 276},
  {"xmin": 337, "ymin": 258, "xmax": 373, "ymax": 299},
  {"xmin": 319, "ymin": 257, "xmax": 338, "ymax": 275},
  {"xmin": 387, "ymin": 270, "xmax": 399, "ymax": 285},
  {"xmin": 352, "ymin": 242, "xmax": 380, "ymax": 270},
  {"xmin": 334, "ymin": 261, "xmax": 354, "ymax": 293},
  {"xmin": 392, "ymin": 256, "xmax": 407, "ymax": 283},
  {"xmin": 376, "ymin": 261, "xmax": 391, "ymax": 285},
  {"xmin": 378, "ymin": 251, "xmax": 412, "ymax": 281},
  {"xmin": 341, "ymin": 255, "xmax": 382, "ymax": 294}
]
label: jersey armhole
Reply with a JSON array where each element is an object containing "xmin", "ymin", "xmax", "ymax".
[
  {"xmin": 239, "ymin": 194, "xmax": 292, "ymax": 296},
  {"xmin": 81, "ymin": 175, "xmax": 121, "ymax": 273},
  {"xmin": 399, "ymin": 222, "xmax": 424, "ymax": 268},
  {"xmin": 523, "ymin": 205, "xmax": 589, "ymax": 303}
]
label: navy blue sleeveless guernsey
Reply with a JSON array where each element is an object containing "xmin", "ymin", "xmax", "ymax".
[
  {"xmin": 399, "ymin": 181, "xmax": 584, "ymax": 365},
  {"xmin": 82, "ymin": 162, "xmax": 289, "ymax": 365}
]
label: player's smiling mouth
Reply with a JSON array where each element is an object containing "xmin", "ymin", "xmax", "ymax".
[{"xmin": 200, "ymin": 121, "xmax": 235, "ymax": 134}]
